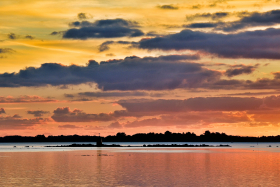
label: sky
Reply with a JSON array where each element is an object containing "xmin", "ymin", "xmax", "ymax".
[{"xmin": 1, "ymin": 0, "xmax": 280, "ymax": 137}]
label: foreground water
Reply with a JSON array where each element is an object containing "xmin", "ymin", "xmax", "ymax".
[{"xmin": 0, "ymin": 142, "xmax": 280, "ymax": 186}]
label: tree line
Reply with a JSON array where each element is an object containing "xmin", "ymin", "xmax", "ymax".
[{"xmin": 1, "ymin": 130, "xmax": 280, "ymax": 142}]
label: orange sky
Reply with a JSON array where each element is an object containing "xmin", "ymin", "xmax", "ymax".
[{"xmin": 1, "ymin": 0, "xmax": 280, "ymax": 137}]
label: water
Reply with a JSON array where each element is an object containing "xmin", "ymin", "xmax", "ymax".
[{"xmin": 0, "ymin": 142, "xmax": 280, "ymax": 186}]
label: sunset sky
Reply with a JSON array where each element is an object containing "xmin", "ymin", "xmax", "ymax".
[{"xmin": 2, "ymin": 0, "xmax": 280, "ymax": 137}]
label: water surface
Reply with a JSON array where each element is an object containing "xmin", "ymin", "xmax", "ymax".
[{"xmin": 0, "ymin": 142, "xmax": 279, "ymax": 186}]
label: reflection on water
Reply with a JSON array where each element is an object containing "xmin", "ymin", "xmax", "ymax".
[{"xmin": 0, "ymin": 146, "xmax": 280, "ymax": 186}]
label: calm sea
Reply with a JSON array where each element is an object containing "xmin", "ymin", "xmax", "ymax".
[{"xmin": 0, "ymin": 142, "xmax": 279, "ymax": 186}]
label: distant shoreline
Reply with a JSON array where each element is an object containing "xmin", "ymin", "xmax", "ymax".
[{"xmin": 45, "ymin": 143, "xmax": 231, "ymax": 148}]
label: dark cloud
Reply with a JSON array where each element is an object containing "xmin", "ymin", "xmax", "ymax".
[
  {"xmin": 78, "ymin": 13, "xmax": 87, "ymax": 20},
  {"xmin": 0, "ymin": 96, "xmax": 56, "ymax": 103},
  {"xmin": 52, "ymin": 19, "xmax": 144, "ymax": 39},
  {"xmin": 79, "ymin": 91, "xmax": 149, "ymax": 97},
  {"xmin": 208, "ymin": 0, "xmax": 230, "ymax": 8},
  {"xmin": 73, "ymin": 98, "xmax": 92, "ymax": 101},
  {"xmin": 98, "ymin": 40, "xmax": 138, "ymax": 52},
  {"xmin": 139, "ymin": 28, "xmax": 280, "ymax": 59},
  {"xmin": 0, "ymin": 115, "xmax": 50, "ymax": 130},
  {"xmin": 184, "ymin": 23, "xmax": 219, "ymax": 28},
  {"xmin": 51, "ymin": 107, "xmax": 117, "ymax": 122},
  {"xmin": 186, "ymin": 12, "xmax": 229, "ymax": 21},
  {"xmin": 158, "ymin": 5, "xmax": 178, "ymax": 10},
  {"xmin": 69, "ymin": 19, "xmax": 139, "ymax": 28},
  {"xmin": 51, "ymin": 95, "xmax": 280, "ymax": 125},
  {"xmin": 25, "ymin": 35, "xmax": 34, "ymax": 39},
  {"xmin": 0, "ymin": 55, "xmax": 219, "ymax": 91},
  {"xmin": 99, "ymin": 41, "xmax": 114, "ymax": 52},
  {"xmin": 0, "ymin": 108, "xmax": 5, "ymax": 114},
  {"xmin": 219, "ymin": 9, "xmax": 280, "ymax": 31},
  {"xmin": 263, "ymin": 95, "xmax": 280, "ymax": 108},
  {"xmin": 6, "ymin": 33, "xmax": 34, "ymax": 40},
  {"xmin": 186, "ymin": 10, "xmax": 280, "ymax": 32},
  {"xmin": 78, "ymin": 91, "xmax": 166, "ymax": 98},
  {"xmin": 225, "ymin": 64, "xmax": 258, "ymax": 77},
  {"xmin": 146, "ymin": 31, "xmax": 160, "ymax": 36},
  {"xmin": 223, "ymin": 91, "xmax": 280, "ymax": 96},
  {"xmin": 1, "ymin": 54, "xmax": 279, "ymax": 91},
  {"xmin": 0, "ymin": 48, "xmax": 15, "ymax": 53},
  {"xmin": 57, "ymin": 85, "xmax": 69, "ymax": 89},
  {"xmin": 58, "ymin": 124, "xmax": 81, "ymax": 129},
  {"xmin": 27, "ymin": 110, "xmax": 50, "ymax": 117},
  {"xmin": 50, "ymin": 31, "xmax": 63, "ymax": 35},
  {"xmin": 64, "ymin": 94, "xmax": 75, "ymax": 98},
  {"xmin": 118, "ymin": 95, "xmax": 280, "ymax": 116},
  {"xmin": 8, "ymin": 33, "xmax": 17, "ymax": 39},
  {"xmin": 106, "ymin": 53, "xmax": 115, "ymax": 57},
  {"xmin": 51, "ymin": 105, "xmax": 161, "ymax": 123},
  {"xmin": 243, "ymin": 72, "xmax": 280, "ymax": 90},
  {"xmin": 118, "ymin": 97, "xmax": 263, "ymax": 113},
  {"xmin": 191, "ymin": 4, "xmax": 202, "ymax": 9}
]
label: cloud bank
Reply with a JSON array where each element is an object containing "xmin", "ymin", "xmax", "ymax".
[
  {"xmin": 52, "ymin": 19, "xmax": 144, "ymax": 39},
  {"xmin": 0, "ymin": 55, "xmax": 222, "ymax": 90},
  {"xmin": 139, "ymin": 28, "xmax": 280, "ymax": 59}
]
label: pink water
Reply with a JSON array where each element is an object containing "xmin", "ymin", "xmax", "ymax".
[{"xmin": 0, "ymin": 148, "xmax": 279, "ymax": 186}]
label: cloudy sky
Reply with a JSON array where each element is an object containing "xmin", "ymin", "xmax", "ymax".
[{"xmin": 1, "ymin": 0, "xmax": 280, "ymax": 136}]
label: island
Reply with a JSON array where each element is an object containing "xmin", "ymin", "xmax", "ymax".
[{"xmin": 45, "ymin": 143, "xmax": 231, "ymax": 148}]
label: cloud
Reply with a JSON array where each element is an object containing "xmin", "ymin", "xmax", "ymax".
[
  {"xmin": 98, "ymin": 40, "xmax": 138, "ymax": 52},
  {"xmin": 0, "ymin": 108, "xmax": 5, "ymax": 114},
  {"xmin": 0, "ymin": 114, "xmax": 50, "ymax": 130},
  {"xmin": 122, "ymin": 111, "xmax": 250, "ymax": 128},
  {"xmin": 50, "ymin": 31, "xmax": 63, "ymax": 35},
  {"xmin": 186, "ymin": 12, "xmax": 229, "ymax": 21},
  {"xmin": 246, "ymin": 109, "xmax": 280, "ymax": 124},
  {"xmin": 25, "ymin": 35, "xmax": 34, "ymax": 40},
  {"xmin": 77, "ymin": 91, "xmax": 166, "ymax": 98},
  {"xmin": 7, "ymin": 33, "xmax": 34, "ymax": 40},
  {"xmin": 0, "ymin": 55, "xmax": 221, "ymax": 91},
  {"xmin": 52, "ymin": 19, "xmax": 144, "ymax": 39},
  {"xmin": 112, "ymin": 95, "xmax": 280, "ymax": 128},
  {"xmin": 223, "ymin": 91, "xmax": 280, "ymax": 96},
  {"xmin": 139, "ymin": 28, "xmax": 280, "ymax": 59},
  {"xmin": 0, "ymin": 48, "xmax": 15, "ymax": 53},
  {"xmin": 146, "ymin": 31, "xmax": 161, "ymax": 36},
  {"xmin": 64, "ymin": 94, "xmax": 75, "ymax": 98},
  {"xmin": 51, "ymin": 95, "xmax": 280, "ymax": 125},
  {"xmin": 77, "ymin": 13, "xmax": 88, "ymax": 20},
  {"xmin": 191, "ymin": 4, "xmax": 203, "ymax": 9},
  {"xmin": 2, "ymin": 54, "xmax": 279, "ymax": 91},
  {"xmin": 27, "ymin": 110, "xmax": 50, "ymax": 117},
  {"xmin": 98, "ymin": 41, "xmax": 114, "ymax": 52},
  {"xmin": 51, "ymin": 107, "xmax": 117, "ymax": 122},
  {"xmin": 116, "ymin": 95, "xmax": 280, "ymax": 117},
  {"xmin": 225, "ymin": 64, "xmax": 258, "ymax": 77},
  {"xmin": 200, "ymin": 72, "xmax": 280, "ymax": 90},
  {"xmin": 51, "ymin": 105, "xmax": 158, "ymax": 123},
  {"xmin": 118, "ymin": 97, "xmax": 263, "ymax": 113},
  {"xmin": 185, "ymin": 10, "xmax": 280, "ymax": 32},
  {"xmin": 242, "ymin": 72, "xmax": 280, "ymax": 90},
  {"xmin": 158, "ymin": 5, "xmax": 178, "ymax": 10},
  {"xmin": 108, "ymin": 121, "xmax": 123, "ymax": 129},
  {"xmin": 184, "ymin": 23, "xmax": 219, "ymax": 28},
  {"xmin": 8, "ymin": 33, "xmax": 17, "ymax": 39},
  {"xmin": 219, "ymin": 9, "xmax": 280, "ymax": 32},
  {"xmin": 78, "ymin": 91, "xmax": 148, "ymax": 97},
  {"xmin": 0, "ymin": 96, "xmax": 56, "ymax": 103},
  {"xmin": 58, "ymin": 124, "xmax": 81, "ymax": 129}
]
